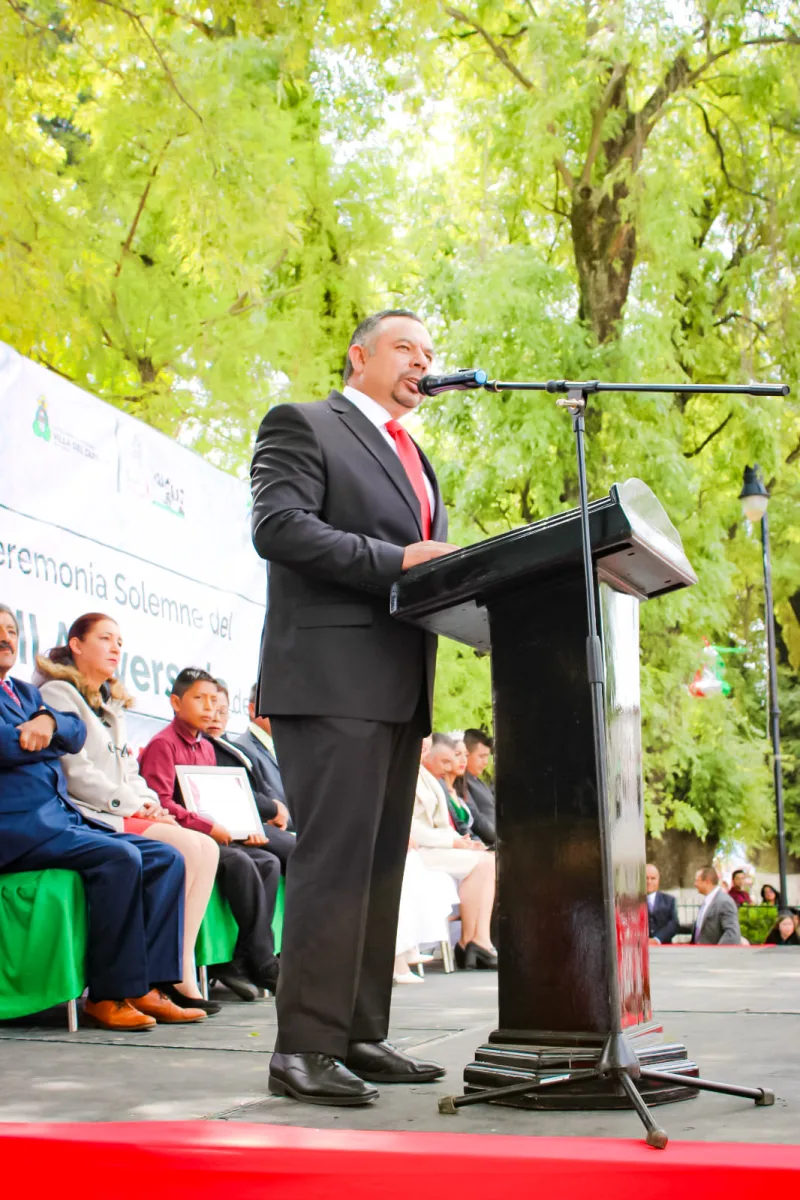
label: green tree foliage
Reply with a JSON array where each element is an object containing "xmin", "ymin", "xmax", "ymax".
[{"xmin": 2, "ymin": 1, "xmax": 799, "ymax": 850}]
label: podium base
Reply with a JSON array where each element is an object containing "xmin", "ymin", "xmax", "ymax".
[{"xmin": 464, "ymin": 1031, "xmax": 698, "ymax": 1110}]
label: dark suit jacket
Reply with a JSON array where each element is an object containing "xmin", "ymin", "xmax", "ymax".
[
  {"xmin": 205, "ymin": 734, "xmax": 279, "ymax": 823},
  {"xmin": 236, "ymin": 728, "xmax": 286, "ymax": 808},
  {"xmin": 0, "ymin": 677, "xmax": 88, "ymax": 870},
  {"xmin": 648, "ymin": 891, "xmax": 679, "ymax": 944},
  {"xmin": 465, "ymin": 772, "xmax": 496, "ymax": 846},
  {"xmin": 250, "ymin": 391, "xmax": 447, "ymax": 728}
]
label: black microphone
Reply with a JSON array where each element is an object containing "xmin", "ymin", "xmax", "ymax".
[{"xmin": 416, "ymin": 368, "xmax": 488, "ymax": 396}]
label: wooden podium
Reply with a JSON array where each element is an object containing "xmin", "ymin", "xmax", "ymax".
[{"xmin": 391, "ymin": 479, "xmax": 701, "ymax": 1110}]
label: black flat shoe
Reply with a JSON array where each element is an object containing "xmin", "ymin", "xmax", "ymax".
[
  {"xmin": 269, "ymin": 1052, "xmax": 378, "ymax": 1107},
  {"xmin": 345, "ymin": 1040, "xmax": 445, "ymax": 1083},
  {"xmin": 159, "ymin": 983, "xmax": 222, "ymax": 1016},
  {"xmin": 209, "ymin": 967, "xmax": 258, "ymax": 1001}
]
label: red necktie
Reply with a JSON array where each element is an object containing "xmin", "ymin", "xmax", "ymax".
[
  {"xmin": 384, "ymin": 419, "xmax": 432, "ymax": 539},
  {"xmin": 1, "ymin": 678, "xmax": 21, "ymax": 707}
]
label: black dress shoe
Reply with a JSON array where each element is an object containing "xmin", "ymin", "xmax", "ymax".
[
  {"xmin": 159, "ymin": 983, "xmax": 222, "ymax": 1015},
  {"xmin": 269, "ymin": 1052, "xmax": 378, "ymax": 1107},
  {"xmin": 345, "ymin": 1040, "xmax": 446, "ymax": 1083},
  {"xmin": 210, "ymin": 967, "xmax": 258, "ymax": 1001},
  {"xmin": 248, "ymin": 961, "xmax": 280, "ymax": 996}
]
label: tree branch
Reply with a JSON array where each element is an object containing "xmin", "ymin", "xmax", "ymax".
[
  {"xmin": 580, "ymin": 62, "xmax": 628, "ymax": 187},
  {"xmin": 93, "ymin": 0, "xmax": 203, "ymax": 124},
  {"xmin": 443, "ymin": 5, "xmax": 534, "ymax": 90},
  {"xmin": 689, "ymin": 99, "xmax": 770, "ymax": 202},
  {"xmin": 684, "ymin": 411, "xmax": 732, "ymax": 457},
  {"xmin": 113, "ymin": 141, "xmax": 170, "ymax": 283},
  {"xmin": 713, "ymin": 310, "xmax": 768, "ymax": 335}
]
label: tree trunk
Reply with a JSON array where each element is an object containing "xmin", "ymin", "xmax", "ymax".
[{"xmin": 570, "ymin": 180, "xmax": 637, "ymax": 344}]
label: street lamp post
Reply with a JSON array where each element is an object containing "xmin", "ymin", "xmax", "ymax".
[{"xmin": 739, "ymin": 465, "xmax": 789, "ymax": 904}]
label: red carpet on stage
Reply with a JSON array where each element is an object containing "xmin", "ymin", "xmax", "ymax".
[{"xmin": 2, "ymin": 1123, "xmax": 799, "ymax": 1198}]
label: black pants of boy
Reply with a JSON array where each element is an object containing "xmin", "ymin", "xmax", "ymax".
[{"xmin": 214, "ymin": 842, "xmax": 281, "ymax": 974}]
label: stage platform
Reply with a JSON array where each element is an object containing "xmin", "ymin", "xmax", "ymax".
[{"xmin": 1, "ymin": 947, "xmax": 798, "ymax": 1145}]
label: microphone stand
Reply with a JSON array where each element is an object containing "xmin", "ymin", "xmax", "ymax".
[{"xmin": 438, "ymin": 377, "xmax": 788, "ymax": 1146}]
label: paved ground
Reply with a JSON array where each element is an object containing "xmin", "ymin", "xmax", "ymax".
[{"xmin": 1, "ymin": 947, "xmax": 798, "ymax": 1143}]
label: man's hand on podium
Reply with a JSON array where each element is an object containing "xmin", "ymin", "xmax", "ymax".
[{"xmin": 402, "ymin": 541, "xmax": 459, "ymax": 570}]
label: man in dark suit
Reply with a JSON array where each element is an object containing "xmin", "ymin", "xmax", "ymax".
[
  {"xmin": 463, "ymin": 728, "xmax": 496, "ymax": 847},
  {"xmin": 251, "ymin": 310, "xmax": 457, "ymax": 1105},
  {"xmin": 0, "ymin": 604, "xmax": 187, "ymax": 1031},
  {"xmin": 237, "ymin": 685, "xmax": 289, "ymax": 813},
  {"xmin": 645, "ymin": 863, "xmax": 679, "ymax": 945}
]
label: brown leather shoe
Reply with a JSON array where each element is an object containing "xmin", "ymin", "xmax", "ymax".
[
  {"xmin": 83, "ymin": 999, "xmax": 156, "ymax": 1031},
  {"xmin": 130, "ymin": 989, "xmax": 207, "ymax": 1023}
]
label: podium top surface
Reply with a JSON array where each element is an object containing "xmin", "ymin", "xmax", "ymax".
[{"xmin": 390, "ymin": 478, "xmax": 697, "ymax": 650}]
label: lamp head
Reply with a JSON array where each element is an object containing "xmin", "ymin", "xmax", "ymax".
[{"xmin": 739, "ymin": 464, "xmax": 769, "ymax": 523}]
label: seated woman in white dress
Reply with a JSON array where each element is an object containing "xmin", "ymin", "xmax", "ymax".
[
  {"xmin": 394, "ymin": 847, "xmax": 459, "ymax": 983},
  {"xmin": 411, "ymin": 738, "xmax": 497, "ymax": 970}
]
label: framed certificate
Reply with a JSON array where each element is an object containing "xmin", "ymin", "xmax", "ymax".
[{"xmin": 176, "ymin": 766, "xmax": 264, "ymax": 841}]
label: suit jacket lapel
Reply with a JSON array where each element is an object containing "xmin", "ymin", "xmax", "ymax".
[{"xmin": 327, "ymin": 391, "xmax": 426, "ymax": 539}]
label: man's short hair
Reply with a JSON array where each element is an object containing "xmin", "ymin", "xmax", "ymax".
[
  {"xmin": 0, "ymin": 604, "xmax": 19, "ymax": 633},
  {"xmin": 249, "ymin": 683, "xmax": 258, "ymax": 706},
  {"xmin": 428, "ymin": 733, "xmax": 455, "ymax": 752},
  {"xmin": 342, "ymin": 309, "xmax": 422, "ymax": 383},
  {"xmin": 464, "ymin": 727, "xmax": 493, "ymax": 752},
  {"xmin": 697, "ymin": 866, "xmax": 719, "ymax": 886},
  {"xmin": 171, "ymin": 667, "xmax": 217, "ymax": 699},
  {"xmin": 732, "ymin": 868, "xmax": 745, "ymax": 881}
]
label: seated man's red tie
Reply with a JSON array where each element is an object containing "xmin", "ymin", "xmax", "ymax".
[{"xmin": 384, "ymin": 419, "xmax": 432, "ymax": 539}]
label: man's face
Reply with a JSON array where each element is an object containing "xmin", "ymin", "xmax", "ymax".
[
  {"xmin": 424, "ymin": 745, "xmax": 456, "ymax": 780},
  {"xmin": 0, "ymin": 610, "xmax": 18, "ymax": 679},
  {"xmin": 348, "ymin": 316, "xmax": 434, "ymax": 416},
  {"xmin": 248, "ymin": 699, "xmax": 271, "ymax": 735},
  {"xmin": 695, "ymin": 871, "xmax": 713, "ymax": 896},
  {"xmin": 172, "ymin": 680, "xmax": 218, "ymax": 732},
  {"xmin": 645, "ymin": 865, "xmax": 660, "ymax": 895},
  {"xmin": 732, "ymin": 871, "xmax": 745, "ymax": 890},
  {"xmin": 206, "ymin": 690, "xmax": 230, "ymax": 737},
  {"xmin": 467, "ymin": 742, "xmax": 491, "ymax": 776}
]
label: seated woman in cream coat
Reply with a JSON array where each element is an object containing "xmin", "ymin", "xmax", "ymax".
[
  {"xmin": 411, "ymin": 737, "xmax": 497, "ymax": 970},
  {"xmin": 35, "ymin": 612, "xmax": 220, "ymax": 1014}
]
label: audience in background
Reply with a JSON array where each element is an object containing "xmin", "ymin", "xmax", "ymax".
[
  {"xmin": 760, "ymin": 883, "xmax": 781, "ymax": 908},
  {"xmin": 412, "ymin": 737, "xmax": 497, "ymax": 970},
  {"xmin": 139, "ymin": 668, "xmax": 282, "ymax": 1000},
  {"xmin": 692, "ymin": 867, "xmax": 741, "ymax": 945},
  {"xmin": 764, "ymin": 910, "xmax": 800, "ymax": 946},
  {"xmin": 0, "ymin": 604, "xmax": 190, "ymax": 1031},
  {"xmin": 237, "ymin": 687, "xmax": 291, "ymax": 826},
  {"xmin": 728, "ymin": 869, "xmax": 752, "ymax": 907},
  {"xmin": 460, "ymin": 728, "xmax": 496, "ymax": 847},
  {"xmin": 432, "ymin": 732, "xmax": 476, "ymax": 840},
  {"xmin": 645, "ymin": 863, "xmax": 679, "ymax": 945},
  {"xmin": 34, "ymin": 614, "xmax": 219, "ymax": 1016},
  {"xmin": 205, "ymin": 682, "xmax": 294, "ymax": 870}
]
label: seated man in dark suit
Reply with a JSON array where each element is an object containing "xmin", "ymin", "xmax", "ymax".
[
  {"xmin": 0, "ymin": 603, "xmax": 188, "ymax": 1031},
  {"xmin": 205, "ymin": 681, "xmax": 294, "ymax": 869},
  {"xmin": 462, "ymin": 728, "xmax": 496, "ymax": 847},
  {"xmin": 645, "ymin": 863, "xmax": 679, "ymax": 945},
  {"xmin": 236, "ymin": 684, "xmax": 291, "ymax": 823}
]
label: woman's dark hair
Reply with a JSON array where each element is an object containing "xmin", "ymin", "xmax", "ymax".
[
  {"xmin": 761, "ymin": 883, "xmax": 781, "ymax": 906},
  {"xmin": 47, "ymin": 613, "xmax": 117, "ymax": 666}
]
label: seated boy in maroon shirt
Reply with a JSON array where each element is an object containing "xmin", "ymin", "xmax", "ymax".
[{"xmin": 140, "ymin": 668, "xmax": 281, "ymax": 996}]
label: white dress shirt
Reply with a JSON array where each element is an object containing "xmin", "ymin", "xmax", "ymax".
[{"xmin": 342, "ymin": 384, "xmax": 436, "ymax": 518}]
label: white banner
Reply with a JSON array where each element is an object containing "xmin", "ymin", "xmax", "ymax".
[{"xmin": 0, "ymin": 343, "xmax": 265, "ymax": 735}]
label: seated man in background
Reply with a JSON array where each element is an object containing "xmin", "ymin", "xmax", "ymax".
[
  {"xmin": 139, "ymin": 667, "xmax": 282, "ymax": 999},
  {"xmin": 236, "ymin": 685, "xmax": 291, "ymax": 826},
  {"xmin": 645, "ymin": 863, "xmax": 679, "ymax": 945},
  {"xmin": 205, "ymin": 681, "xmax": 294, "ymax": 869},
  {"xmin": 692, "ymin": 866, "xmax": 741, "ymax": 945},
  {"xmin": 0, "ymin": 603, "xmax": 187, "ymax": 1031},
  {"xmin": 728, "ymin": 869, "xmax": 752, "ymax": 907},
  {"xmin": 462, "ymin": 728, "xmax": 496, "ymax": 847}
]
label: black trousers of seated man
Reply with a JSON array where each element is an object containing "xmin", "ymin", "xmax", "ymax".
[
  {"xmin": 211, "ymin": 842, "xmax": 281, "ymax": 977},
  {"xmin": 271, "ymin": 712, "xmax": 423, "ymax": 1058}
]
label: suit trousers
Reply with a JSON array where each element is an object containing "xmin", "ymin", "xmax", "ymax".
[
  {"xmin": 214, "ymin": 842, "xmax": 281, "ymax": 970},
  {"xmin": 9, "ymin": 809, "xmax": 185, "ymax": 1000},
  {"xmin": 258, "ymin": 825, "xmax": 295, "ymax": 871},
  {"xmin": 271, "ymin": 712, "xmax": 424, "ymax": 1056}
]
